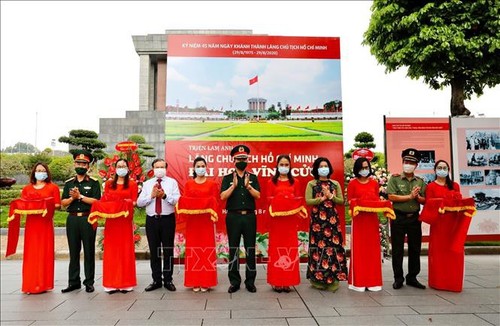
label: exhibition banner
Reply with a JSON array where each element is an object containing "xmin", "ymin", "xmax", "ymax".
[
  {"xmin": 385, "ymin": 117, "xmax": 452, "ymax": 237},
  {"xmin": 165, "ymin": 34, "xmax": 344, "ymax": 258},
  {"xmin": 451, "ymin": 117, "xmax": 500, "ymax": 239}
]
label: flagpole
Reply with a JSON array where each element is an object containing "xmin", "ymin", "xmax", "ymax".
[{"xmin": 257, "ymin": 80, "xmax": 260, "ymax": 120}]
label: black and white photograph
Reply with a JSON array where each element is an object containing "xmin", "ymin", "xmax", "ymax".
[
  {"xmin": 417, "ymin": 150, "xmax": 436, "ymax": 170},
  {"xmin": 467, "ymin": 152, "xmax": 488, "ymax": 167},
  {"xmin": 465, "ymin": 130, "xmax": 500, "ymax": 150},
  {"xmin": 459, "ymin": 170, "xmax": 484, "ymax": 186},
  {"xmin": 470, "ymin": 189, "xmax": 500, "ymax": 211},
  {"xmin": 485, "ymin": 169, "xmax": 500, "ymax": 186},
  {"xmin": 488, "ymin": 153, "xmax": 500, "ymax": 167},
  {"xmin": 418, "ymin": 173, "xmax": 436, "ymax": 184}
]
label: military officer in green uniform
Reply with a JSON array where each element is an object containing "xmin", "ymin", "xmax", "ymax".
[
  {"xmin": 221, "ymin": 145, "xmax": 260, "ymax": 293},
  {"xmin": 61, "ymin": 150, "xmax": 101, "ymax": 293},
  {"xmin": 387, "ymin": 148, "xmax": 427, "ymax": 290}
]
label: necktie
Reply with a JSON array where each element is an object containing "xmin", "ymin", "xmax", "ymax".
[{"xmin": 155, "ymin": 178, "xmax": 163, "ymax": 215}]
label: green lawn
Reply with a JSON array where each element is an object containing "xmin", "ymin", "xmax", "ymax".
[
  {"xmin": 166, "ymin": 121, "xmax": 234, "ymax": 138},
  {"xmin": 280, "ymin": 121, "xmax": 343, "ymax": 134},
  {"xmin": 165, "ymin": 120, "xmax": 343, "ymax": 141}
]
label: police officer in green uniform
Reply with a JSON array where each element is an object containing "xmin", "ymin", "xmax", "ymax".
[
  {"xmin": 221, "ymin": 145, "xmax": 260, "ymax": 293},
  {"xmin": 387, "ymin": 148, "xmax": 426, "ymax": 290},
  {"xmin": 61, "ymin": 150, "xmax": 101, "ymax": 293}
]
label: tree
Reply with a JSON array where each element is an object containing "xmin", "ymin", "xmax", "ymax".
[
  {"xmin": 127, "ymin": 134, "xmax": 155, "ymax": 158},
  {"xmin": 49, "ymin": 156, "xmax": 74, "ymax": 182},
  {"xmin": 58, "ymin": 129, "xmax": 107, "ymax": 161},
  {"xmin": 353, "ymin": 132, "xmax": 376, "ymax": 150},
  {"xmin": 0, "ymin": 153, "xmax": 28, "ymax": 177},
  {"xmin": 344, "ymin": 131, "xmax": 380, "ymax": 163},
  {"xmin": 363, "ymin": 0, "xmax": 500, "ymax": 116},
  {"xmin": 3, "ymin": 142, "xmax": 38, "ymax": 154}
]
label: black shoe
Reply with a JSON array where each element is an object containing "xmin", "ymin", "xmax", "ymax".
[
  {"xmin": 61, "ymin": 284, "xmax": 81, "ymax": 293},
  {"xmin": 392, "ymin": 281, "xmax": 403, "ymax": 289},
  {"xmin": 272, "ymin": 286, "xmax": 282, "ymax": 293},
  {"xmin": 282, "ymin": 286, "xmax": 291, "ymax": 293},
  {"xmin": 85, "ymin": 285, "xmax": 95, "ymax": 293},
  {"xmin": 406, "ymin": 279, "xmax": 426, "ymax": 289},
  {"xmin": 164, "ymin": 282, "xmax": 176, "ymax": 292},
  {"xmin": 120, "ymin": 290, "xmax": 131, "ymax": 294},
  {"xmin": 228, "ymin": 285, "xmax": 240, "ymax": 293},
  {"xmin": 145, "ymin": 282, "xmax": 162, "ymax": 292},
  {"xmin": 246, "ymin": 284, "xmax": 257, "ymax": 293},
  {"xmin": 107, "ymin": 290, "xmax": 119, "ymax": 295}
]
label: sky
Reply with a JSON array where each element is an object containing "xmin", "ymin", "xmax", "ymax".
[
  {"xmin": 1, "ymin": 1, "xmax": 499, "ymax": 153},
  {"xmin": 166, "ymin": 57, "xmax": 341, "ymax": 110}
]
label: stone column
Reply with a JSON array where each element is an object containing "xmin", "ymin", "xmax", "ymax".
[{"xmin": 139, "ymin": 54, "xmax": 152, "ymax": 111}]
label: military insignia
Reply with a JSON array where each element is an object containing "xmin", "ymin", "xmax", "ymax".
[{"xmin": 238, "ymin": 146, "xmax": 244, "ymax": 153}]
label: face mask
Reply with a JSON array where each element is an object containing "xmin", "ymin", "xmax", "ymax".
[
  {"xmin": 359, "ymin": 169, "xmax": 370, "ymax": 177},
  {"xmin": 154, "ymin": 168, "xmax": 166, "ymax": 179},
  {"xmin": 318, "ymin": 167, "xmax": 330, "ymax": 177},
  {"xmin": 235, "ymin": 161, "xmax": 247, "ymax": 170},
  {"xmin": 116, "ymin": 168, "xmax": 128, "ymax": 177},
  {"xmin": 278, "ymin": 166, "xmax": 289, "ymax": 175},
  {"xmin": 403, "ymin": 164, "xmax": 416, "ymax": 174},
  {"xmin": 195, "ymin": 167, "xmax": 206, "ymax": 176},
  {"xmin": 436, "ymin": 169, "xmax": 448, "ymax": 178},
  {"xmin": 35, "ymin": 172, "xmax": 48, "ymax": 181},
  {"xmin": 75, "ymin": 167, "xmax": 88, "ymax": 175}
]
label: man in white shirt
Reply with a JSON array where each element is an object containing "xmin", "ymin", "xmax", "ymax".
[{"xmin": 137, "ymin": 158, "xmax": 180, "ymax": 292}]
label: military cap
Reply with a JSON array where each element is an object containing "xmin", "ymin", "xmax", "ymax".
[
  {"xmin": 230, "ymin": 144, "xmax": 250, "ymax": 159},
  {"xmin": 401, "ymin": 148, "xmax": 420, "ymax": 163},
  {"xmin": 73, "ymin": 149, "xmax": 93, "ymax": 163}
]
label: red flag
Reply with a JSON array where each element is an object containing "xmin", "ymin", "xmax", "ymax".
[{"xmin": 249, "ymin": 76, "xmax": 258, "ymax": 85}]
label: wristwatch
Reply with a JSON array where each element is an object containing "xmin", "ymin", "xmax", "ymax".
[{"xmin": 79, "ymin": 194, "xmax": 84, "ymax": 201}]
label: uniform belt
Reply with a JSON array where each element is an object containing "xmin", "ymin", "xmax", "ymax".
[
  {"xmin": 230, "ymin": 209, "xmax": 252, "ymax": 215},
  {"xmin": 395, "ymin": 210, "xmax": 419, "ymax": 217},
  {"xmin": 68, "ymin": 211, "xmax": 90, "ymax": 217},
  {"xmin": 147, "ymin": 213, "xmax": 175, "ymax": 219}
]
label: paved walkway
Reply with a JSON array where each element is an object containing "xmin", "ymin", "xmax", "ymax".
[{"xmin": 1, "ymin": 256, "xmax": 499, "ymax": 325}]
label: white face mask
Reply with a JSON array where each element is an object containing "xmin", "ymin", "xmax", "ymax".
[
  {"xmin": 116, "ymin": 168, "xmax": 128, "ymax": 177},
  {"xmin": 359, "ymin": 169, "xmax": 370, "ymax": 177},
  {"xmin": 318, "ymin": 167, "xmax": 330, "ymax": 177},
  {"xmin": 278, "ymin": 166, "xmax": 289, "ymax": 175},
  {"xmin": 154, "ymin": 168, "xmax": 166, "ymax": 179},
  {"xmin": 403, "ymin": 164, "xmax": 416, "ymax": 174},
  {"xmin": 195, "ymin": 167, "xmax": 206, "ymax": 176}
]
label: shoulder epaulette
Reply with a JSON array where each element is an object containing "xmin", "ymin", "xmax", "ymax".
[
  {"xmin": 89, "ymin": 176, "xmax": 98, "ymax": 181},
  {"xmin": 415, "ymin": 175, "xmax": 423, "ymax": 180},
  {"xmin": 64, "ymin": 177, "xmax": 75, "ymax": 183}
]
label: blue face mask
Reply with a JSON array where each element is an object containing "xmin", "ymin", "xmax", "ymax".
[
  {"xmin": 116, "ymin": 168, "xmax": 128, "ymax": 177},
  {"xmin": 278, "ymin": 166, "xmax": 289, "ymax": 175},
  {"xmin": 359, "ymin": 169, "xmax": 370, "ymax": 177},
  {"xmin": 318, "ymin": 167, "xmax": 330, "ymax": 177},
  {"xmin": 195, "ymin": 167, "xmax": 206, "ymax": 176},
  {"xmin": 35, "ymin": 172, "xmax": 48, "ymax": 181},
  {"xmin": 436, "ymin": 169, "xmax": 448, "ymax": 178}
]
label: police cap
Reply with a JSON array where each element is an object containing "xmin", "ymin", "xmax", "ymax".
[{"xmin": 401, "ymin": 148, "xmax": 420, "ymax": 163}]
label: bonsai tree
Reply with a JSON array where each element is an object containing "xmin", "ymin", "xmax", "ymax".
[{"xmin": 58, "ymin": 129, "xmax": 107, "ymax": 161}]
